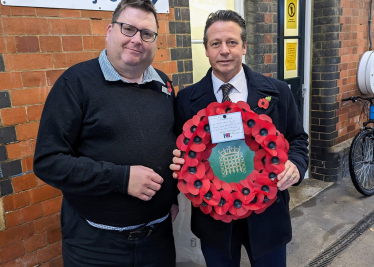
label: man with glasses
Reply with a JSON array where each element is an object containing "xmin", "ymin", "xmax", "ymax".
[{"xmin": 34, "ymin": 0, "xmax": 178, "ymax": 266}]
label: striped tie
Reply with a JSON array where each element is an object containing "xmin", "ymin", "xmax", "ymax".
[{"xmin": 220, "ymin": 83, "xmax": 233, "ymax": 102}]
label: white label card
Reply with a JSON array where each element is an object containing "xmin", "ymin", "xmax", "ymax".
[{"xmin": 208, "ymin": 112, "xmax": 245, "ymax": 144}]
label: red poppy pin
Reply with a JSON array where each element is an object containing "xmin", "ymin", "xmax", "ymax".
[
  {"xmin": 162, "ymin": 81, "xmax": 172, "ymax": 97},
  {"xmin": 257, "ymin": 96, "xmax": 271, "ymax": 109}
]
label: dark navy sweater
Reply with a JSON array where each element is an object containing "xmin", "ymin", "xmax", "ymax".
[{"xmin": 34, "ymin": 58, "xmax": 177, "ymax": 226}]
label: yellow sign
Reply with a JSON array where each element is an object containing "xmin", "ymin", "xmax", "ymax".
[
  {"xmin": 285, "ymin": 43, "xmax": 297, "ymax": 71},
  {"xmin": 286, "ymin": 0, "xmax": 297, "ymax": 29}
]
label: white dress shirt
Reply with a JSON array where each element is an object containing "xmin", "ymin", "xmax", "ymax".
[{"xmin": 212, "ymin": 67, "xmax": 248, "ymax": 103}]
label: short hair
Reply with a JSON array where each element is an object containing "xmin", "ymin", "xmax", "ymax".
[
  {"xmin": 111, "ymin": 0, "xmax": 159, "ymax": 28},
  {"xmin": 203, "ymin": 10, "xmax": 247, "ymax": 48}
]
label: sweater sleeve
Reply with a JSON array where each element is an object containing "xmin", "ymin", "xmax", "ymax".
[{"xmin": 33, "ymin": 75, "xmax": 129, "ymax": 196}]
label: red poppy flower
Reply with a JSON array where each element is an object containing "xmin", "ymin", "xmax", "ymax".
[
  {"xmin": 196, "ymin": 116, "xmax": 211, "ymax": 142},
  {"xmin": 261, "ymin": 170, "xmax": 279, "ymax": 183},
  {"xmin": 254, "ymin": 196, "xmax": 277, "ymax": 214},
  {"xmin": 206, "ymin": 102, "xmax": 221, "ymax": 116},
  {"xmin": 262, "ymin": 135, "xmax": 286, "ymax": 156},
  {"xmin": 210, "ymin": 210, "xmax": 227, "ymax": 221},
  {"xmin": 186, "ymin": 178, "xmax": 211, "ymax": 196},
  {"xmin": 202, "ymin": 184, "xmax": 221, "ymax": 206},
  {"xmin": 259, "ymin": 114, "xmax": 273, "ymax": 123},
  {"xmin": 216, "ymin": 101, "xmax": 241, "ymax": 115},
  {"xmin": 252, "ymin": 120, "xmax": 277, "ymax": 144},
  {"xmin": 236, "ymin": 101, "xmax": 251, "ymax": 113},
  {"xmin": 265, "ymin": 149, "xmax": 288, "ymax": 170},
  {"xmin": 245, "ymin": 134, "xmax": 260, "ymax": 151},
  {"xmin": 221, "ymin": 214, "xmax": 235, "ymax": 223},
  {"xmin": 186, "ymin": 192, "xmax": 203, "ymax": 205},
  {"xmin": 180, "ymin": 162, "xmax": 205, "ymax": 183},
  {"xmin": 254, "ymin": 177, "xmax": 278, "ymax": 200},
  {"xmin": 229, "ymin": 192, "xmax": 250, "ymax": 216},
  {"xmin": 246, "ymin": 192, "xmax": 265, "ymax": 211},
  {"xmin": 184, "ymin": 149, "xmax": 202, "ymax": 167},
  {"xmin": 176, "ymin": 133, "xmax": 190, "ymax": 151},
  {"xmin": 167, "ymin": 81, "xmax": 172, "ymax": 93},
  {"xmin": 200, "ymin": 201, "xmax": 213, "ymax": 214},
  {"xmin": 258, "ymin": 98, "xmax": 269, "ymax": 109},
  {"xmin": 177, "ymin": 180, "xmax": 189, "ymax": 194},
  {"xmin": 214, "ymin": 189, "xmax": 231, "ymax": 215},
  {"xmin": 183, "ymin": 119, "xmax": 199, "ymax": 139},
  {"xmin": 253, "ymin": 149, "xmax": 268, "ymax": 171},
  {"xmin": 190, "ymin": 134, "xmax": 206, "ymax": 152},
  {"xmin": 237, "ymin": 209, "xmax": 253, "ymax": 219},
  {"xmin": 242, "ymin": 112, "xmax": 259, "ymax": 135},
  {"xmin": 238, "ymin": 178, "xmax": 258, "ymax": 204}
]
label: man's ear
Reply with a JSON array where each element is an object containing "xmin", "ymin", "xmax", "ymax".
[
  {"xmin": 242, "ymin": 41, "xmax": 248, "ymax": 55},
  {"xmin": 106, "ymin": 23, "xmax": 113, "ymax": 42}
]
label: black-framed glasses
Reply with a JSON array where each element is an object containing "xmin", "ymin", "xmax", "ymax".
[{"xmin": 113, "ymin": 21, "xmax": 158, "ymax": 43}]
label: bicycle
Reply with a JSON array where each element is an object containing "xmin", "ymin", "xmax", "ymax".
[{"xmin": 342, "ymin": 95, "xmax": 374, "ymax": 196}]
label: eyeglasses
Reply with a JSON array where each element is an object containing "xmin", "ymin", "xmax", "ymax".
[{"xmin": 113, "ymin": 21, "xmax": 158, "ymax": 43}]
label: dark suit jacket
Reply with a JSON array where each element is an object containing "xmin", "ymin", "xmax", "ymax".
[{"xmin": 175, "ymin": 64, "xmax": 309, "ymax": 260}]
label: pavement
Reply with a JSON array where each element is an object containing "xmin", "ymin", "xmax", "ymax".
[{"xmin": 176, "ymin": 176, "xmax": 374, "ymax": 267}]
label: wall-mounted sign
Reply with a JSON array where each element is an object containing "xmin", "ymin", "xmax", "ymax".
[
  {"xmin": 1, "ymin": 0, "xmax": 170, "ymax": 13},
  {"xmin": 285, "ymin": 42, "xmax": 297, "ymax": 71},
  {"xmin": 286, "ymin": 0, "xmax": 297, "ymax": 29}
]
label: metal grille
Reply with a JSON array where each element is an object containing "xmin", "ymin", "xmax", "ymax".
[{"xmin": 307, "ymin": 210, "xmax": 374, "ymax": 267}]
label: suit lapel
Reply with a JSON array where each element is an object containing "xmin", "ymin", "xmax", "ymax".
[{"xmin": 243, "ymin": 65, "xmax": 280, "ymax": 115}]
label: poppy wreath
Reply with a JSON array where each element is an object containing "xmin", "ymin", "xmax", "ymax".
[{"xmin": 176, "ymin": 101, "xmax": 289, "ymax": 223}]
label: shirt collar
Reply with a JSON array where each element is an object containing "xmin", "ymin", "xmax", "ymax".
[
  {"xmin": 212, "ymin": 67, "xmax": 246, "ymax": 94},
  {"xmin": 99, "ymin": 49, "xmax": 165, "ymax": 85}
]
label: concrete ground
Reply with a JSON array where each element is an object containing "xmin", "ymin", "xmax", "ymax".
[{"xmin": 176, "ymin": 176, "xmax": 374, "ymax": 267}]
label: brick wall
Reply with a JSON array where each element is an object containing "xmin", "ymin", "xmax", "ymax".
[
  {"xmin": 244, "ymin": 0, "xmax": 278, "ymax": 77},
  {"xmin": 310, "ymin": 0, "xmax": 371, "ymax": 182},
  {"xmin": 0, "ymin": 1, "xmax": 192, "ymax": 265}
]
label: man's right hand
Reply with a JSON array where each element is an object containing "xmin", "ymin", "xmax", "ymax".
[
  {"xmin": 128, "ymin": 166, "xmax": 163, "ymax": 201},
  {"xmin": 170, "ymin": 149, "xmax": 185, "ymax": 179}
]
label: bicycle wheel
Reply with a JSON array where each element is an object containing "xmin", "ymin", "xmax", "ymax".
[{"xmin": 349, "ymin": 129, "xmax": 374, "ymax": 196}]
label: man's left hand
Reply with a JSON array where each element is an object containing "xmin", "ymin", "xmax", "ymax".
[
  {"xmin": 277, "ymin": 160, "xmax": 300, "ymax": 191},
  {"xmin": 170, "ymin": 204, "xmax": 179, "ymax": 222}
]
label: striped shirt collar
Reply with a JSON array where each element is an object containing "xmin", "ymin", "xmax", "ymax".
[{"xmin": 98, "ymin": 49, "xmax": 165, "ymax": 85}]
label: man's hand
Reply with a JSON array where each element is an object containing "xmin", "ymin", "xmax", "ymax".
[
  {"xmin": 277, "ymin": 160, "xmax": 300, "ymax": 191},
  {"xmin": 128, "ymin": 166, "xmax": 163, "ymax": 201},
  {"xmin": 170, "ymin": 149, "xmax": 185, "ymax": 179},
  {"xmin": 170, "ymin": 204, "xmax": 179, "ymax": 222}
]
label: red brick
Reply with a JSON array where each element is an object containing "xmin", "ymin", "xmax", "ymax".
[
  {"xmin": 166, "ymin": 35, "xmax": 176, "ymax": 47},
  {"xmin": 1, "ymin": 107, "xmax": 27, "ymax": 126},
  {"xmin": 16, "ymin": 122, "xmax": 40, "ymax": 140},
  {"xmin": 0, "ymin": 36, "xmax": 6, "ymax": 53},
  {"xmin": 21, "ymin": 157, "xmax": 34, "ymax": 172},
  {"xmin": 46, "ymin": 70, "xmax": 64, "ymax": 86},
  {"xmin": 22, "ymin": 71, "xmax": 47, "ymax": 87},
  {"xmin": 5, "ymin": 36, "xmax": 16, "ymax": 53},
  {"xmin": 59, "ymin": 9, "xmax": 81, "ymax": 18},
  {"xmin": 0, "ymin": 5, "xmax": 11, "ymax": 16},
  {"xmin": 0, "ymin": 72, "xmax": 23, "ymax": 90},
  {"xmin": 92, "ymin": 20, "xmax": 111, "ymax": 35},
  {"xmin": 10, "ymin": 87, "xmax": 51, "ymax": 106},
  {"xmin": 53, "ymin": 52, "xmax": 95, "ymax": 69},
  {"xmin": 62, "ymin": 36, "xmax": 83, "ymax": 52},
  {"xmin": 36, "ymin": 178, "xmax": 47, "ymax": 186},
  {"xmin": 6, "ymin": 141, "xmax": 33, "ymax": 159},
  {"xmin": 0, "ymin": 241, "xmax": 24, "ymax": 264},
  {"xmin": 2, "ymin": 192, "xmax": 30, "ymax": 212},
  {"xmin": 5, "ymin": 211, "xmax": 20, "ymax": 228},
  {"xmin": 164, "ymin": 61, "xmax": 177, "ymax": 74},
  {"xmin": 50, "ymin": 256, "xmax": 64, "ymax": 267},
  {"xmin": 154, "ymin": 48, "xmax": 170, "ymax": 62},
  {"xmin": 158, "ymin": 21, "xmax": 169, "ymax": 34},
  {"xmin": 2, "ymin": 251, "xmax": 38, "ymax": 267},
  {"xmin": 27, "ymin": 105, "xmax": 44, "ymax": 122},
  {"xmin": 38, "ymin": 242, "xmax": 62, "ymax": 263},
  {"xmin": 0, "ymin": 223, "xmax": 34, "ymax": 248},
  {"xmin": 4, "ymin": 54, "xmax": 53, "ymax": 71},
  {"xmin": 83, "ymin": 36, "xmax": 94, "ymax": 50},
  {"xmin": 30, "ymin": 185, "xmax": 62, "ymax": 204},
  {"xmin": 10, "ymin": 7, "xmax": 36, "ymax": 16},
  {"xmin": 24, "ymin": 233, "xmax": 47, "ymax": 253},
  {"xmin": 39, "ymin": 263, "xmax": 50, "ymax": 267},
  {"xmin": 81, "ymin": 10, "xmax": 112, "ymax": 19},
  {"xmin": 36, "ymin": 8, "xmax": 60, "ymax": 17},
  {"xmin": 2, "ymin": 17, "xmax": 49, "ymax": 35},
  {"xmin": 92, "ymin": 36, "xmax": 106, "ymax": 50},
  {"xmin": 42, "ymin": 196, "xmax": 62, "ymax": 216},
  {"xmin": 18, "ymin": 204, "xmax": 43, "ymax": 224},
  {"xmin": 12, "ymin": 172, "xmax": 38, "ymax": 193},
  {"xmin": 33, "ymin": 213, "xmax": 60, "ymax": 234},
  {"xmin": 47, "ymin": 227, "xmax": 62, "ymax": 244},
  {"xmin": 15, "ymin": 36, "xmax": 40, "ymax": 53},
  {"xmin": 40, "ymin": 36, "xmax": 62, "ymax": 52},
  {"xmin": 49, "ymin": 19, "xmax": 91, "ymax": 35}
]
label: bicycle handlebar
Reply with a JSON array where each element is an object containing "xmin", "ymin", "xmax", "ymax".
[{"xmin": 342, "ymin": 96, "xmax": 374, "ymax": 103}]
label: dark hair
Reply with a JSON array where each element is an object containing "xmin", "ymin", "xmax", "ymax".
[
  {"xmin": 111, "ymin": 0, "xmax": 158, "ymax": 28},
  {"xmin": 203, "ymin": 10, "xmax": 246, "ymax": 48}
]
